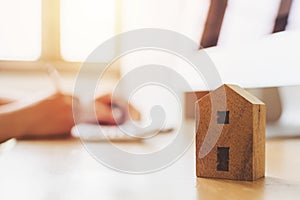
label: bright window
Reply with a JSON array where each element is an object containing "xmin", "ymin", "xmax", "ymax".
[
  {"xmin": 60, "ymin": 0, "xmax": 116, "ymax": 62},
  {"xmin": 0, "ymin": 0, "xmax": 41, "ymax": 61}
]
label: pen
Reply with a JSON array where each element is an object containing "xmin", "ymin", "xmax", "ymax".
[{"xmin": 46, "ymin": 64, "xmax": 62, "ymax": 93}]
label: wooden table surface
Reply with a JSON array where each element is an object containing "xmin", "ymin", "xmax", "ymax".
[{"xmin": 1, "ymin": 120, "xmax": 300, "ymax": 200}]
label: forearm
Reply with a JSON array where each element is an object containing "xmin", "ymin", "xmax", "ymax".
[
  {"xmin": 0, "ymin": 110, "xmax": 26, "ymax": 142},
  {"xmin": 0, "ymin": 99, "xmax": 36, "ymax": 142},
  {"xmin": 0, "ymin": 92, "xmax": 77, "ymax": 143}
]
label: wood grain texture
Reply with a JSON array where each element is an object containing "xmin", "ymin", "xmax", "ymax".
[
  {"xmin": 196, "ymin": 84, "xmax": 266, "ymax": 181},
  {"xmin": 1, "ymin": 122, "xmax": 300, "ymax": 200}
]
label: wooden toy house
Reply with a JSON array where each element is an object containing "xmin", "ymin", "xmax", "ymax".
[{"xmin": 195, "ymin": 84, "xmax": 266, "ymax": 181}]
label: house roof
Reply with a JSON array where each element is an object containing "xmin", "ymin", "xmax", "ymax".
[
  {"xmin": 196, "ymin": 84, "xmax": 265, "ymax": 105},
  {"xmin": 224, "ymin": 84, "xmax": 265, "ymax": 105}
]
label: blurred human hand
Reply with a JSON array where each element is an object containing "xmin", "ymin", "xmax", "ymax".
[
  {"xmin": 17, "ymin": 92, "xmax": 76, "ymax": 138},
  {"xmin": 94, "ymin": 94, "xmax": 141, "ymax": 125},
  {"xmin": 0, "ymin": 92, "xmax": 140, "ymax": 142}
]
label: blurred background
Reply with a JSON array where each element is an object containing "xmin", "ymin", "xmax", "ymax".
[{"xmin": 0, "ymin": 0, "xmax": 299, "ymax": 137}]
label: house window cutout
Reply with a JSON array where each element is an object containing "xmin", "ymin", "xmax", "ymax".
[
  {"xmin": 217, "ymin": 111, "xmax": 229, "ymax": 124},
  {"xmin": 217, "ymin": 147, "xmax": 229, "ymax": 171}
]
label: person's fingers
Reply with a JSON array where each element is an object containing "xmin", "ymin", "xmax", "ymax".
[
  {"xmin": 95, "ymin": 102, "xmax": 119, "ymax": 125},
  {"xmin": 95, "ymin": 94, "xmax": 125, "ymax": 124},
  {"xmin": 95, "ymin": 94, "xmax": 112, "ymax": 104},
  {"xmin": 96, "ymin": 94, "xmax": 127, "ymax": 109},
  {"xmin": 95, "ymin": 94, "xmax": 141, "ymax": 123}
]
